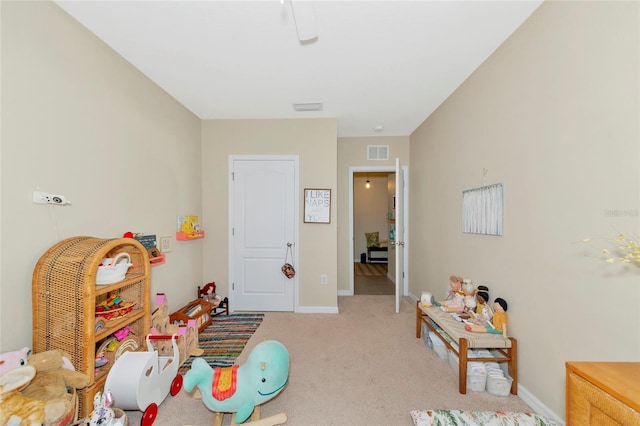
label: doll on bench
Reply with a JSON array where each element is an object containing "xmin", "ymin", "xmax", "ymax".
[{"xmin": 464, "ymin": 298, "xmax": 508, "ymax": 338}]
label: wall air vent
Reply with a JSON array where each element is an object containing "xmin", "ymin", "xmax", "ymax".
[{"xmin": 367, "ymin": 145, "xmax": 389, "ymax": 160}]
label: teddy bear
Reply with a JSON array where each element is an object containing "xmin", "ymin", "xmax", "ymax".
[
  {"xmin": 0, "ymin": 364, "xmax": 69, "ymax": 426},
  {"xmin": 22, "ymin": 349, "xmax": 89, "ymax": 401},
  {"xmin": 19, "ymin": 349, "xmax": 90, "ymax": 424}
]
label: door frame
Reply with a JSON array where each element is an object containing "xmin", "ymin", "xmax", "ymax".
[
  {"xmin": 228, "ymin": 155, "xmax": 300, "ymax": 312},
  {"xmin": 347, "ymin": 165, "xmax": 409, "ymax": 298}
]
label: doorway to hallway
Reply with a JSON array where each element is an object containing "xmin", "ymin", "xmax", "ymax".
[{"xmin": 348, "ymin": 162, "xmax": 408, "ymax": 311}]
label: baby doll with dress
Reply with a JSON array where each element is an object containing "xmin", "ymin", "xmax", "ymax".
[{"xmin": 441, "ymin": 275, "xmax": 465, "ymax": 312}]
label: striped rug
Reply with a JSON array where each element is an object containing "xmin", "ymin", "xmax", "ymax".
[
  {"xmin": 354, "ymin": 262, "xmax": 388, "ymax": 276},
  {"xmin": 178, "ymin": 313, "xmax": 264, "ymax": 374}
]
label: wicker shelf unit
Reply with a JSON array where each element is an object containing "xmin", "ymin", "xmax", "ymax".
[{"xmin": 32, "ymin": 236, "xmax": 151, "ymax": 418}]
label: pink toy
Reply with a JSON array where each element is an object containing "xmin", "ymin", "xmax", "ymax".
[
  {"xmin": 114, "ymin": 326, "xmax": 132, "ymax": 341},
  {"xmin": 0, "ymin": 347, "xmax": 30, "ymax": 376}
]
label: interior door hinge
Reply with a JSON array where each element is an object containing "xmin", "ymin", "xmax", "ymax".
[
  {"xmin": 232, "ymin": 282, "xmax": 235, "ymax": 291},
  {"xmin": 231, "ymin": 172, "xmax": 235, "ymax": 181}
]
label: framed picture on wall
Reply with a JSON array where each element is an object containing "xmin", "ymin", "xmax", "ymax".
[
  {"xmin": 462, "ymin": 183, "xmax": 504, "ymax": 235},
  {"xmin": 304, "ymin": 188, "xmax": 331, "ymax": 223}
]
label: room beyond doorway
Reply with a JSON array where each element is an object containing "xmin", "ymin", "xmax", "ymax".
[{"xmin": 353, "ymin": 263, "xmax": 394, "ymax": 295}]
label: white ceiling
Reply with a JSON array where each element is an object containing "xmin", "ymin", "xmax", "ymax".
[{"xmin": 54, "ymin": 0, "xmax": 542, "ymax": 137}]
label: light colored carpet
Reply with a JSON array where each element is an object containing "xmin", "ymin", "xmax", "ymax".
[{"xmin": 124, "ymin": 296, "xmax": 534, "ymax": 425}]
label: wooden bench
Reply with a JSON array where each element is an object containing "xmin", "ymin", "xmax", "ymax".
[{"xmin": 416, "ymin": 300, "xmax": 518, "ymax": 395}]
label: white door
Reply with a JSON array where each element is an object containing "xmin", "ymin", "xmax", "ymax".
[
  {"xmin": 230, "ymin": 157, "xmax": 297, "ymax": 311},
  {"xmin": 394, "ymin": 158, "xmax": 405, "ymax": 313}
]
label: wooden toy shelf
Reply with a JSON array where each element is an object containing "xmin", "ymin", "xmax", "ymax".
[
  {"xmin": 150, "ymin": 253, "xmax": 166, "ymax": 266},
  {"xmin": 176, "ymin": 231, "xmax": 205, "ymax": 240},
  {"xmin": 32, "ymin": 236, "xmax": 151, "ymax": 418}
]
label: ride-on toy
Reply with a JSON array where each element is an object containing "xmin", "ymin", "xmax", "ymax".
[{"xmin": 104, "ymin": 334, "xmax": 183, "ymax": 425}]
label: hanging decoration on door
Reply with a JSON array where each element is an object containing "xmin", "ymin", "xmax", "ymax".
[{"xmin": 282, "ymin": 243, "xmax": 295, "ymax": 279}]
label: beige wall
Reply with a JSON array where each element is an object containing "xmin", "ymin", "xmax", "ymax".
[
  {"xmin": 1, "ymin": 1, "xmax": 203, "ymax": 350},
  {"xmin": 337, "ymin": 137, "xmax": 409, "ymax": 292},
  {"xmin": 201, "ymin": 119, "xmax": 338, "ymax": 310},
  {"xmin": 409, "ymin": 1, "xmax": 639, "ymax": 420}
]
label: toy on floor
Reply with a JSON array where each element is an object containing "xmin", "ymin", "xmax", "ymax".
[
  {"xmin": 87, "ymin": 391, "xmax": 126, "ymax": 426},
  {"xmin": 0, "ymin": 347, "xmax": 30, "ymax": 376},
  {"xmin": 1, "ymin": 348, "xmax": 90, "ymax": 425},
  {"xmin": 183, "ymin": 340, "xmax": 289, "ymax": 426},
  {"xmin": 104, "ymin": 334, "xmax": 183, "ymax": 426},
  {"xmin": 150, "ymin": 293, "xmax": 203, "ymax": 367},
  {"xmin": 22, "ymin": 349, "xmax": 89, "ymax": 415},
  {"xmin": 0, "ymin": 348, "xmax": 89, "ymax": 425},
  {"xmin": 0, "ymin": 365, "xmax": 40, "ymax": 426}
]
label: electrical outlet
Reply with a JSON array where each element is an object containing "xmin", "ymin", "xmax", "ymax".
[{"xmin": 320, "ymin": 275, "xmax": 328, "ymax": 284}]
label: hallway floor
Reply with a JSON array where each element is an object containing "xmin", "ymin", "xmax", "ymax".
[{"xmin": 354, "ymin": 263, "xmax": 394, "ymax": 295}]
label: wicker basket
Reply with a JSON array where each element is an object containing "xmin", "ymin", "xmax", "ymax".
[
  {"xmin": 45, "ymin": 388, "xmax": 78, "ymax": 426},
  {"xmin": 113, "ymin": 408, "xmax": 128, "ymax": 426}
]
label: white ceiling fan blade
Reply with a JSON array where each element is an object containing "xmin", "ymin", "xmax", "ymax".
[{"xmin": 290, "ymin": 1, "xmax": 318, "ymax": 42}]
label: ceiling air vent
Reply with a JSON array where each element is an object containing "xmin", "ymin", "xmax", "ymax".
[
  {"xmin": 293, "ymin": 102, "xmax": 323, "ymax": 112},
  {"xmin": 367, "ymin": 145, "xmax": 389, "ymax": 160}
]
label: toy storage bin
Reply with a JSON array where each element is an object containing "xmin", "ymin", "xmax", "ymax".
[
  {"xmin": 421, "ymin": 323, "xmax": 432, "ymax": 348},
  {"xmin": 429, "ymin": 331, "xmax": 448, "ymax": 359},
  {"xmin": 447, "ymin": 350, "xmax": 488, "ymax": 392},
  {"xmin": 486, "ymin": 373, "xmax": 513, "ymax": 397}
]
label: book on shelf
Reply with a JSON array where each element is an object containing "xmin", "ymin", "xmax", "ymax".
[
  {"xmin": 134, "ymin": 234, "xmax": 157, "ymax": 249},
  {"xmin": 177, "ymin": 215, "xmax": 201, "ymax": 234}
]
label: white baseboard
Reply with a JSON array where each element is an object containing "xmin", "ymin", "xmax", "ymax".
[
  {"xmin": 338, "ymin": 289, "xmax": 352, "ymax": 296},
  {"xmin": 517, "ymin": 384, "xmax": 564, "ymax": 425},
  {"xmin": 296, "ymin": 305, "xmax": 339, "ymax": 314}
]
